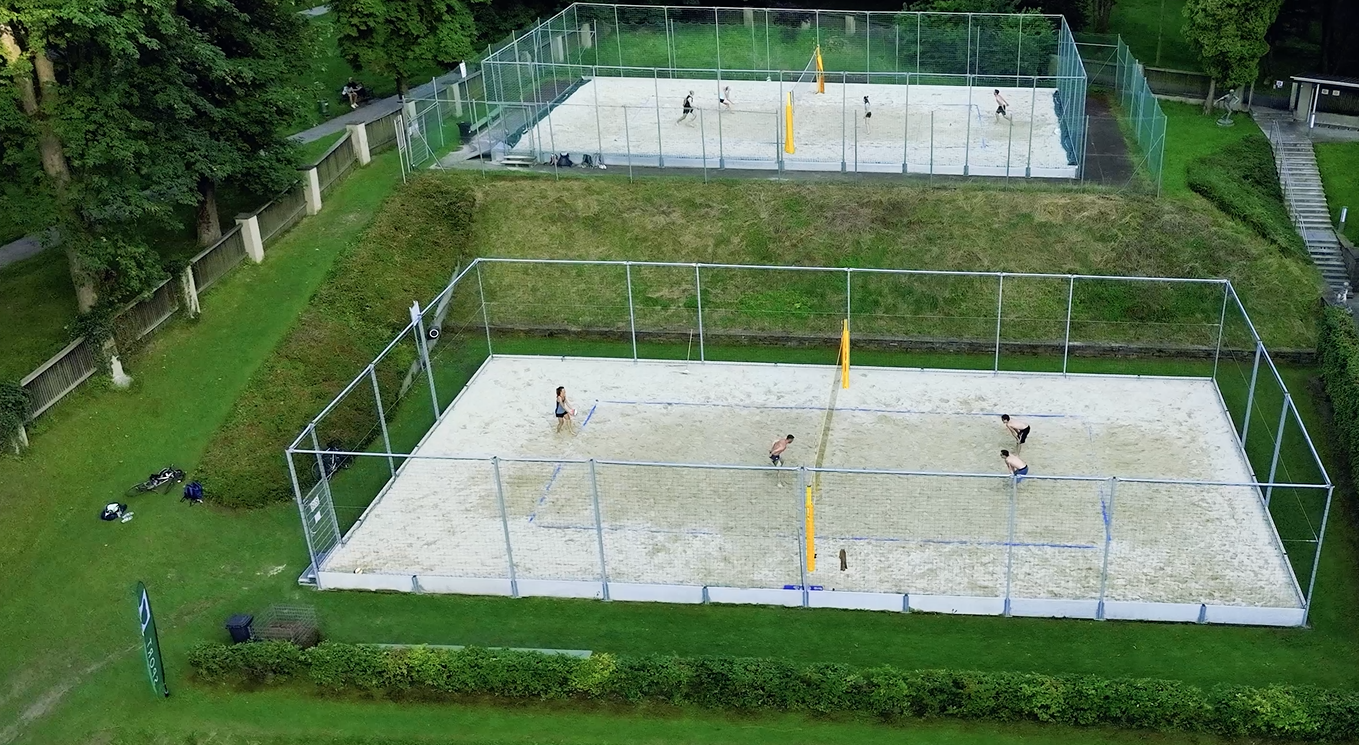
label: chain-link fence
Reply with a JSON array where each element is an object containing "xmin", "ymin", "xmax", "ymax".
[
  {"xmin": 411, "ymin": 4, "xmax": 1085, "ymax": 179},
  {"xmin": 287, "ymin": 259, "xmax": 1331, "ymax": 625},
  {"xmin": 1113, "ymin": 38, "xmax": 1167, "ymax": 195}
]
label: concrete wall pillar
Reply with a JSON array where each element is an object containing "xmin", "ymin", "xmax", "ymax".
[
  {"xmin": 302, "ymin": 167, "xmax": 322, "ymax": 216},
  {"xmin": 235, "ymin": 214, "xmax": 265, "ymax": 263},
  {"xmin": 551, "ymin": 33, "xmax": 565, "ymax": 63},
  {"xmin": 346, "ymin": 122, "xmax": 372, "ymax": 165},
  {"xmin": 846, "ymin": 15, "xmax": 856, "ymax": 34},
  {"xmin": 744, "ymin": 8, "xmax": 754, "ymax": 27},
  {"xmin": 179, "ymin": 266, "xmax": 201, "ymax": 318},
  {"xmin": 449, "ymin": 81, "xmax": 464, "ymax": 118},
  {"xmin": 581, "ymin": 22, "xmax": 593, "ymax": 49}
]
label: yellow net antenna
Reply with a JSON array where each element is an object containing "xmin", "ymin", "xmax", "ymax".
[
  {"xmin": 839, "ymin": 319, "xmax": 850, "ymax": 389},
  {"xmin": 784, "ymin": 92, "xmax": 795, "ymax": 154},
  {"xmin": 815, "ymin": 46, "xmax": 825, "ymax": 94},
  {"xmin": 805, "ymin": 485, "xmax": 816, "ymax": 572}
]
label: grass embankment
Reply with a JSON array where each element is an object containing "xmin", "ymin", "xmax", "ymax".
[
  {"xmin": 1316, "ymin": 142, "xmax": 1359, "ymax": 245},
  {"xmin": 1187, "ymin": 134, "xmax": 1306, "ymax": 257},
  {"xmin": 1158, "ymin": 102, "xmax": 1269, "ymax": 198},
  {"xmin": 0, "ymin": 171, "xmax": 1344, "ymax": 745}
]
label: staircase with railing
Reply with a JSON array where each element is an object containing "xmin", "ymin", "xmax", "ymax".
[{"xmin": 1259, "ymin": 112, "xmax": 1349, "ymax": 301}]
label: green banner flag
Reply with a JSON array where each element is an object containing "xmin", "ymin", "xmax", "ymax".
[{"xmin": 135, "ymin": 582, "xmax": 170, "ymax": 698}]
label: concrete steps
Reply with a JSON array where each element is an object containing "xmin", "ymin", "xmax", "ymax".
[{"xmin": 1258, "ymin": 112, "xmax": 1348, "ymax": 299}]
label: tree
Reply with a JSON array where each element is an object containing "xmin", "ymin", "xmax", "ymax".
[
  {"xmin": 334, "ymin": 0, "xmax": 477, "ymax": 97},
  {"xmin": 1083, "ymin": 0, "xmax": 1115, "ymax": 34},
  {"xmin": 169, "ymin": 0, "xmax": 309, "ymax": 246},
  {"xmin": 1182, "ymin": 0, "xmax": 1284, "ymax": 112},
  {"xmin": 0, "ymin": 0, "xmax": 309, "ymax": 313}
]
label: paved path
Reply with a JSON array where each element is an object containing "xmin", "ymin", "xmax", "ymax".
[
  {"xmin": 0, "ymin": 229, "xmax": 58, "ymax": 270},
  {"xmin": 289, "ymin": 70, "xmax": 465, "ymax": 144}
]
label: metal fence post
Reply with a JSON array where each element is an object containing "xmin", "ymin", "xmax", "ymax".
[
  {"xmin": 410, "ymin": 301, "xmax": 440, "ymax": 417},
  {"xmin": 589, "ymin": 459, "xmax": 610, "ymax": 600},
  {"xmin": 1303, "ymin": 483, "xmax": 1335, "ymax": 625},
  {"xmin": 1241, "ymin": 341, "xmax": 1262, "ymax": 447},
  {"xmin": 369, "ymin": 365, "xmax": 395, "ymax": 477},
  {"xmin": 1212, "ymin": 282, "xmax": 1229, "ymax": 379},
  {"xmin": 1063, "ymin": 276, "xmax": 1075, "ymax": 375},
  {"xmin": 286, "ymin": 449, "xmax": 322, "ymax": 577},
  {"xmin": 695, "ymin": 264, "xmax": 706, "ymax": 362},
  {"xmin": 653, "ymin": 70, "xmax": 665, "ymax": 168},
  {"xmin": 1026, "ymin": 76, "xmax": 1036, "ymax": 177},
  {"xmin": 845, "ymin": 268, "xmax": 852, "ymax": 326},
  {"xmin": 993, "ymin": 274, "xmax": 1004, "ymax": 372},
  {"xmin": 624, "ymin": 106, "xmax": 634, "ymax": 182},
  {"xmin": 491, "ymin": 457, "xmax": 519, "ymax": 597},
  {"xmin": 626, "ymin": 262, "xmax": 637, "ymax": 361},
  {"xmin": 1096, "ymin": 477, "xmax": 1116, "ymax": 620},
  {"xmin": 700, "ymin": 109, "xmax": 708, "ymax": 182},
  {"xmin": 476, "ymin": 262, "xmax": 493, "ymax": 357},
  {"xmin": 1265, "ymin": 392, "xmax": 1290, "ymax": 506},
  {"xmin": 1003, "ymin": 474, "xmax": 1017, "ymax": 616},
  {"xmin": 309, "ymin": 426, "xmax": 342, "ymax": 542},
  {"xmin": 797, "ymin": 466, "xmax": 809, "ymax": 607}
]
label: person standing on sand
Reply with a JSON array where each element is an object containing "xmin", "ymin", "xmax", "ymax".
[{"xmin": 555, "ymin": 386, "xmax": 576, "ymax": 433}]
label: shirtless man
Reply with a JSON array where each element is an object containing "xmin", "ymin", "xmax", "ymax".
[
  {"xmin": 1001, "ymin": 449, "xmax": 1028, "ymax": 482},
  {"xmin": 993, "ymin": 89, "xmax": 1011, "ymax": 123},
  {"xmin": 770, "ymin": 434, "xmax": 795, "ymax": 466},
  {"xmin": 1000, "ymin": 414, "xmax": 1030, "ymax": 449}
]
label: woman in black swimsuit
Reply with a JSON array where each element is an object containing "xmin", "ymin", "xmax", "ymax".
[
  {"xmin": 555, "ymin": 386, "xmax": 576, "ymax": 433},
  {"xmin": 678, "ymin": 91, "xmax": 696, "ymax": 124}
]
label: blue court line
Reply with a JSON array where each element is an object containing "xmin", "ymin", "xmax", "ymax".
[
  {"xmin": 598, "ymin": 399, "xmax": 1073, "ymax": 419},
  {"xmin": 531, "ymin": 521, "xmax": 1095, "ymax": 550},
  {"xmin": 527, "ymin": 402, "xmax": 599, "ymax": 525}
]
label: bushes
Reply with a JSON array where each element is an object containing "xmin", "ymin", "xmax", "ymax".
[
  {"xmin": 1186, "ymin": 135, "xmax": 1307, "ymax": 257},
  {"xmin": 1318, "ymin": 305, "xmax": 1359, "ymax": 480},
  {"xmin": 197, "ymin": 175, "xmax": 476, "ymax": 508},
  {"xmin": 189, "ymin": 642, "xmax": 1359, "ymax": 741}
]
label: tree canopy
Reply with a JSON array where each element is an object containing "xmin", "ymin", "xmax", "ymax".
[
  {"xmin": 333, "ymin": 0, "xmax": 476, "ymax": 96},
  {"xmin": 0, "ymin": 0, "xmax": 308, "ymax": 311},
  {"xmin": 1183, "ymin": 0, "xmax": 1284, "ymax": 89}
]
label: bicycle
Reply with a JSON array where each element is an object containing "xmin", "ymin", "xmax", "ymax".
[{"xmin": 127, "ymin": 467, "xmax": 186, "ymax": 497}]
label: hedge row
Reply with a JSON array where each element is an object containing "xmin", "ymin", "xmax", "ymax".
[
  {"xmin": 1186, "ymin": 134, "xmax": 1307, "ymax": 258},
  {"xmin": 1319, "ymin": 305, "xmax": 1359, "ymax": 479},
  {"xmin": 189, "ymin": 642, "xmax": 1359, "ymax": 741}
]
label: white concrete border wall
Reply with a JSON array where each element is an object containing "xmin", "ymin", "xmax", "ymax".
[{"xmin": 314, "ymin": 572, "xmax": 1307, "ymax": 626}]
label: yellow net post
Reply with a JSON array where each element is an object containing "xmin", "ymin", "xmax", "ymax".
[
  {"xmin": 784, "ymin": 92, "xmax": 795, "ymax": 155},
  {"xmin": 839, "ymin": 319, "xmax": 849, "ymax": 389},
  {"xmin": 805, "ymin": 485, "xmax": 815, "ymax": 572},
  {"xmin": 815, "ymin": 46, "xmax": 825, "ymax": 94}
]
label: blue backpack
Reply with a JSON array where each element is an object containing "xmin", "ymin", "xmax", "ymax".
[{"xmin": 182, "ymin": 481, "xmax": 204, "ymax": 503}]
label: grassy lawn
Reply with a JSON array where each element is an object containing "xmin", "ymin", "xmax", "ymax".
[
  {"xmin": 0, "ymin": 144, "xmax": 1344, "ymax": 745},
  {"xmin": 297, "ymin": 131, "xmax": 350, "ymax": 165},
  {"xmin": 1316, "ymin": 142, "xmax": 1359, "ymax": 245},
  {"xmin": 1105, "ymin": 0, "xmax": 1196, "ymax": 72},
  {"xmin": 0, "ymin": 246, "xmax": 78, "ymax": 382},
  {"xmin": 1158, "ymin": 102, "xmax": 1265, "ymax": 198}
]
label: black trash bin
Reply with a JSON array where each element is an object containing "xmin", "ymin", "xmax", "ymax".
[
  {"xmin": 457, "ymin": 121, "xmax": 472, "ymax": 144},
  {"xmin": 225, "ymin": 613, "xmax": 254, "ymax": 644}
]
